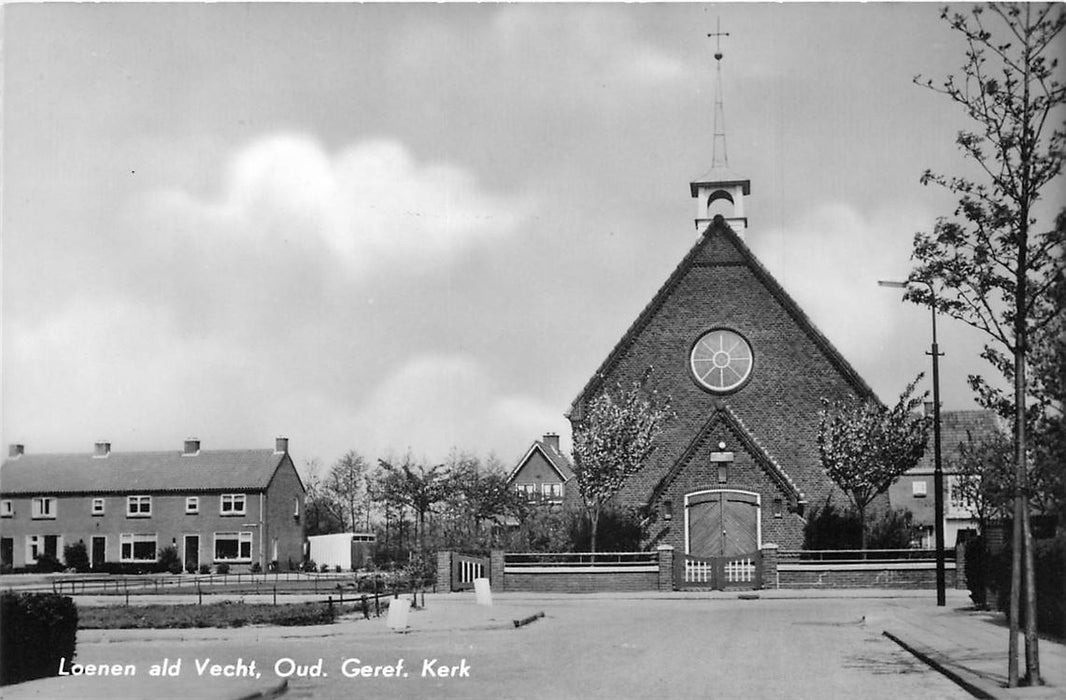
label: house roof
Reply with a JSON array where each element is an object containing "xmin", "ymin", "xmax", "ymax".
[
  {"xmin": 507, "ymin": 439, "xmax": 575, "ymax": 483},
  {"xmin": 911, "ymin": 409, "xmax": 1006, "ymax": 473},
  {"xmin": 568, "ymin": 217, "xmax": 877, "ymax": 419},
  {"xmin": 0, "ymin": 449, "xmax": 291, "ymax": 495}
]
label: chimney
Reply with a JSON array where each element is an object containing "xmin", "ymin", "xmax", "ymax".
[
  {"xmin": 275, "ymin": 436, "xmax": 289, "ymax": 454},
  {"xmin": 93, "ymin": 441, "xmax": 111, "ymax": 458},
  {"xmin": 183, "ymin": 438, "xmax": 201, "ymax": 456},
  {"xmin": 8, "ymin": 444, "xmax": 24, "ymax": 459},
  {"xmin": 543, "ymin": 432, "xmax": 560, "ymax": 452}
]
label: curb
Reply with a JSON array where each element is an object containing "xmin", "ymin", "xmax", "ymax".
[
  {"xmin": 883, "ymin": 629, "xmax": 998, "ymax": 699},
  {"xmin": 233, "ymin": 679, "xmax": 289, "ymax": 700}
]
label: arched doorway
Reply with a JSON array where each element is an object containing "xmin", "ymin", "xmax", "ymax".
[
  {"xmin": 679, "ymin": 490, "xmax": 762, "ymax": 589},
  {"xmin": 685, "ymin": 489, "xmax": 761, "ymax": 556}
]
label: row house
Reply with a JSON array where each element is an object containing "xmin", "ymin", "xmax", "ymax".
[{"xmin": 0, "ymin": 437, "xmax": 305, "ymax": 572}]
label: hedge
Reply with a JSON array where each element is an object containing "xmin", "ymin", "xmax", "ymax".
[
  {"xmin": 0, "ymin": 592, "xmax": 78, "ymax": 686},
  {"xmin": 967, "ymin": 533, "xmax": 1066, "ymax": 637}
]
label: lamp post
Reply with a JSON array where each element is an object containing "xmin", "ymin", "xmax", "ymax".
[{"xmin": 879, "ymin": 279, "xmax": 946, "ymax": 607}]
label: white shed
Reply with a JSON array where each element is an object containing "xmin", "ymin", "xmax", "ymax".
[{"xmin": 307, "ymin": 532, "xmax": 376, "ymax": 571}]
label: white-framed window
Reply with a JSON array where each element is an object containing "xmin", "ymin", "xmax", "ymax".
[
  {"xmin": 1, "ymin": 500, "xmax": 13, "ymax": 518},
  {"xmin": 27, "ymin": 535, "xmax": 43, "ymax": 563},
  {"xmin": 26, "ymin": 534, "xmax": 61, "ymax": 564},
  {"xmin": 91, "ymin": 498, "xmax": 105, "ymax": 515},
  {"xmin": 126, "ymin": 495, "xmax": 152, "ymax": 517},
  {"xmin": 213, "ymin": 531, "xmax": 253, "ymax": 562},
  {"xmin": 542, "ymin": 483, "xmax": 562, "ymax": 500},
  {"xmin": 220, "ymin": 493, "xmax": 246, "ymax": 516},
  {"xmin": 120, "ymin": 533, "xmax": 157, "ymax": 562},
  {"xmin": 185, "ymin": 496, "xmax": 200, "ymax": 514},
  {"xmin": 31, "ymin": 497, "xmax": 56, "ymax": 519},
  {"xmin": 293, "ymin": 497, "xmax": 300, "ymax": 520},
  {"xmin": 947, "ymin": 475, "xmax": 975, "ymax": 518},
  {"xmin": 912, "ymin": 480, "xmax": 928, "ymax": 498}
]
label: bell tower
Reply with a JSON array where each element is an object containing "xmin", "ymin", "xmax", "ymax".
[{"xmin": 691, "ymin": 20, "xmax": 750, "ymax": 236}]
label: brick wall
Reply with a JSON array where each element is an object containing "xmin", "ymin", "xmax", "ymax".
[
  {"xmin": 503, "ymin": 571, "xmax": 660, "ymax": 593},
  {"xmin": 776, "ymin": 564, "xmax": 959, "ymax": 589}
]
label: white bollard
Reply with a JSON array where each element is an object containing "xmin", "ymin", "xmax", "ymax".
[
  {"xmin": 474, "ymin": 578, "xmax": 493, "ymax": 607},
  {"xmin": 386, "ymin": 597, "xmax": 411, "ymax": 631}
]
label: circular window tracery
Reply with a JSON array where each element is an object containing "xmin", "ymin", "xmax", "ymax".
[{"xmin": 690, "ymin": 328, "xmax": 754, "ymax": 393}]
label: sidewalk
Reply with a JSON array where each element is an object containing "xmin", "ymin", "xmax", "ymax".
[{"xmin": 880, "ymin": 597, "xmax": 1066, "ymax": 699}]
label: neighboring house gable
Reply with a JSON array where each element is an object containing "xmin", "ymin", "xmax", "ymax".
[
  {"xmin": 508, "ymin": 433, "xmax": 574, "ymax": 505},
  {"xmin": 889, "ymin": 409, "xmax": 1005, "ymax": 547}
]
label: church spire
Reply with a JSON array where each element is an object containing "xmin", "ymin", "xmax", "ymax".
[
  {"xmin": 710, "ymin": 17, "xmax": 729, "ymax": 169},
  {"xmin": 690, "ymin": 18, "xmax": 751, "ymax": 236}
]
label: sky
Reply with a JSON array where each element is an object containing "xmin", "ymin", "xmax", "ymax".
[{"xmin": 3, "ymin": 3, "xmax": 1062, "ymax": 475}]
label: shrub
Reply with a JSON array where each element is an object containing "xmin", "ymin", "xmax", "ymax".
[
  {"xmin": 803, "ymin": 500, "xmax": 861, "ymax": 549},
  {"xmin": 0, "ymin": 593, "xmax": 77, "ymax": 685},
  {"xmin": 157, "ymin": 546, "xmax": 182, "ymax": 574},
  {"xmin": 215, "ymin": 563, "xmax": 230, "ymax": 575},
  {"xmin": 867, "ymin": 509, "xmax": 920, "ymax": 549},
  {"xmin": 989, "ymin": 533, "xmax": 1065, "ymax": 637},
  {"xmin": 33, "ymin": 553, "xmax": 65, "ymax": 574},
  {"xmin": 963, "ymin": 535, "xmax": 992, "ymax": 609},
  {"xmin": 198, "ymin": 564, "xmax": 211, "ymax": 575},
  {"xmin": 569, "ymin": 506, "xmax": 645, "ymax": 552},
  {"xmin": 319, "ymin": 563, "xmax": 329, "ymax": 573},
  {"xmin": 301, "ymin": 559, "xmax": 317, "ymax": 573},
  {"xmin": 1033, "ymin": 535, "xmax": 1066, "ymax": 637},
  {"xmin": 63, "ymin": 541, "xmax": 91, "ymax": 573},
  {"xmin": 251, "ymin": 562, "xmax": 262, "ymax": 574}
]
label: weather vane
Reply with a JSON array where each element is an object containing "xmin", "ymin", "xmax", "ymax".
[
  {"xmin": 708, "ymin": 17, "xmax": 729, "ymax": 62},
  {"xmin": 707, "ymin": 18, "xmax": 731, "ymax": 168}
]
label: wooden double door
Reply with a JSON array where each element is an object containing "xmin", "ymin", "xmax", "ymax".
[
  {"xmin": 680, "ymin": 490, "xmax": 762, "ymax": 590},
  {"xmin": 686, "ymin": 490, "xmax": 760, "ymax": 557}
]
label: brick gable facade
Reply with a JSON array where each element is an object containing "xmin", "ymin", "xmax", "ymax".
[{"xmin": 570, "ymin": 218, "xmax": 877, "ymax": 551}]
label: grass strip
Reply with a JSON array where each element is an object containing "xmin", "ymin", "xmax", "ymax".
[{"xmin": 77, "ymin": 601, "xmax": 358, "ymax": 629}]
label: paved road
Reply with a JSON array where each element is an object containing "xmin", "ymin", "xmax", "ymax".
[{"xmin": 26, "ymin": 592, "xmax": 972, "ymax": 699}]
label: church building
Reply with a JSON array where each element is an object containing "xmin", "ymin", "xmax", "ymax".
[{"xmin": 567, "ymin": 39, "xmax": 878, "ymax": 560}]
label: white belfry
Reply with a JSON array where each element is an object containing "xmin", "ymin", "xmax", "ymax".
[{"xmin": 691, "ymin": 19, "xmax": 750, "ymax": 236}]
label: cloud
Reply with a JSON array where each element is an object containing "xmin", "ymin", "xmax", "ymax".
[
  {"xmin": 490, "ymin": 6, "xmax": 687, "ymax": 86},
  {"xmin": 145, "ymin": 134, "xmax": 530, "ymax": 277}
]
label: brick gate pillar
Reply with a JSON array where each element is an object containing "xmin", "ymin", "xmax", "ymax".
[
  {"xmin": 761, "ymin": 543, "xmax": 779, "ymax": 589},
  {"xmin": 657, "ymin": 544, "xmax": 675, "ymax": 591},
  {"xmin": 490, "ymin": 550, "xmax": 505, "ymax": 592},
  {"xmin": 436, "ymin": 551, "xmax": 452, "ymax": 592}
]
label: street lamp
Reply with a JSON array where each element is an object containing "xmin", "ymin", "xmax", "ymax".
[{"xmin": 879, "ymin": 278, "xmax": 946, "ymax": 607}]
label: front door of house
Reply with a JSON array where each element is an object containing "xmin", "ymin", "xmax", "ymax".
[
  {"xmin": 91, "ymin": 536, "xmax": 106, "ymax": 570},
  {"xmin": 184, "ymin": 535, "xmax": 199, "ymax": 572}
]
